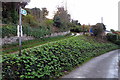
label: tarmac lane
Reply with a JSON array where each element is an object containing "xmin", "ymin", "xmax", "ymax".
[{"xmin": 61, "ymin": 49, "xmax": 120, "ymax": 79}]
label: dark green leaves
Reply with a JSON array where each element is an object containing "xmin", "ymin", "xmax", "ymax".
[{"xmin": 2, "ymin": 36, "xmax": 118, "ymax": 79}]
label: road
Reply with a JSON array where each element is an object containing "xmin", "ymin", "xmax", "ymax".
[{"xmin": 61, "ymin": 49, "xmax": 120, "ymax": 78}]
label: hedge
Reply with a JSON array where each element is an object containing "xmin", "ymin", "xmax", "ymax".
[
  {"xmin": 106, "ymin": 33, "xmax": 120, "ymax": 46},
  {"xmin": 70, "ymin": 26, "xmax": 83, "ymax": 33},
  {"xmin": 2, "ymin": 36, "xmax": 118, "ymax": 79},
  {"xmin": 22, "ymin": 26, "xmax": 51, "ymax": 38},
  {"xmin": 1, "ymin": 25, "xmax": 51, "ymax": 38},
  {"xmin": 1, "ymin": 25, "xmax": 17, "ymax": 38}
]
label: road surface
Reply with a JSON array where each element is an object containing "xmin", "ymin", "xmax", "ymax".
[{"xmin": 62, "ymin": 49, "xmax": 120, "ymax": 78}]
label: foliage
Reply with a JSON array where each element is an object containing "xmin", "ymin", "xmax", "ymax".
[
  {"xmin": 2, "ymin": 36, "xmax": 118, "ymax": 79},
  {"xmin": 27, "ymin": 7, "xmax": 49, "ymax": 23},
  {"xmin": 1, "ymin": 24, "xmax": 51, "ymax": 38},
  {"xmin": 70, "ymin": 26, "xmax": 82, "ymax": 33},
  {"xmin": 53, "ymin": 16, "xmax": 62, "ymax": 28},
  {"xmin": 2, "ymin": 2, "xmax": 28, "ymax": 24},
  {"xmin": 92, "ymin": 23, "xmax": 106, "ymax": 36},
  {"xmin": 71, "ymin": 20, "xmax": 81, "ymax": 26},
  {"xmin": 106, "ymin": 33, "xmax": 120, "ymax": 45},
  {"xmin": 70, "ymin": 25, "xmax": 89, "ymax": 33},
  {"xmin": 2, "ymin": 35, "xmax": 71, "ymax": 54},
  {"xmin": 23, "ymin": 14, "xmax": 39, "ymax": 27},
  {"xmin": 23, "ymin": 25, "xmax": 51, "ymax": 38},
  {"xmin": 42, "ymin": 8, "xmax": 49, "ymax": 19},
  {"xmin": 42, "ymin": 19, "xmax": 54, "ymax": 27},
  {"xmin": 53, "ymin": 7, "xmax": 71, "ymax": 31},
  {"xmin": 2, "ymin": 25, "xmax": 17, "ymax": 38},
  {"xmin": 41, "ymin": 19, "xmax": 53, "ymax": 32},
  {"xmin": 114, "ymin": 40, "xmax": 120, "ymax": 45},
  {"xmin": 110, "ymin": 29, "xmax": 115, "ymax": 32},
  {"xmin": 106, "ymin": 33, "xmax": 118, "ymax": 42}
]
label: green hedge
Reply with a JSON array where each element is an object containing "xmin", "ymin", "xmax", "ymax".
[
  {"xmin": 1, "ymin": 25, "xmax": 51, "ymax": 38},
  {"xmin": 106, "ymin": 33, "xmax": 120, "ymax": 45},
  {"xmin": 22, "ymin": 26, "xmax": 51, "ymax": 38},
  {"xmin": 70, "ymin": 26, "xmax": 83, "ymax": 33},
  {"xmin": 1, "ymin": 25, "xmax": 17, "ymax": 38},
  {"xmin": 106, "ymin": 33, "xmax": 118, "ymax": 42},
  {"xmin": 2, "ymin": 36, "xmax": 118, "ymax": 79}
]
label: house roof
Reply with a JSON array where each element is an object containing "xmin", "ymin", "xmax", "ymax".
[{"xmin": 0, "ymin": 0, "xmax": 30, "ymax": 2}]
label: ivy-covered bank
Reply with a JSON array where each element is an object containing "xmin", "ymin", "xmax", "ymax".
[{"xmin": 2, "ymin": 36, "xmax": 118, "ymax": 79}]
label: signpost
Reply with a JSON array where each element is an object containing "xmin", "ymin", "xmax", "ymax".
[
  {"xmin": 18, "ymin": 5, "xmax": 27, "ymax": 56},
  {"xmin": 19, "ymin": 6, "xmax": 22, "ymax": 56}
]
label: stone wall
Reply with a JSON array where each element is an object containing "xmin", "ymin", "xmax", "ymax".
[
  {"xmin": 1, "ymin": 31, "xmax": 70, "ymax": 45},
  {"xmin": 45, "ymin": 31, "xmax": 70, "ymax": 37},
  {"xmin": 1, "ymin": 35, "xmax": 34, "ymax": 45}
]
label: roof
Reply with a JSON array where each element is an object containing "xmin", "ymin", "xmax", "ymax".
[{"xmin": 0, "ymin": 0, "xmax": 30, "ymax": 2}]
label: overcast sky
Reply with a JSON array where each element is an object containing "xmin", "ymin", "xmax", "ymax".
[{"xmin": 26, "ymin": 0, "xmax": 119, "ymax": 30}]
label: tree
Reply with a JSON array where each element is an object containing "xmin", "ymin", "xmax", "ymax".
[
  {"xmin": 2, "ymin": 2, "xmax": 29, "ymax": 24},
  {"xmin": 42, "ymin": 8, "xmax": 49, "ymax": 20},
  {"xmin": 26, "ymin": 7, "xmax": 49, "ymax": 23},
  {"xmin": 53, "ymin": 16, "xmax": 62, "ymax": 28},
  {"xmin": 92, "ymin": 23, "xmax": 106, "ymax": 37},
  {"xmin": 110, "ymin": 29, "xmax": 115, "ymax": 33},
  {"xmin": 23, "ymin": 14, "xmax": 39, "ymax": 27},
  {"xmin": 53, "ymin": 7, "xmax": 71, "ymax": 30},
  {"xmin": 72, "ymin": 19, "xmax": 81, "ymax": 26}
]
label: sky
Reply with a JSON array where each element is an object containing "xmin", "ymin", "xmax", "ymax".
[{"xmin": 26, "ymin": 0, "xmax": 120, "ymax": 30}]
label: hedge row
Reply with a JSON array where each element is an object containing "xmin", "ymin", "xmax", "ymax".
[
  {"xmin": 1, "ymin": 25, "xmax": 51, "ymax": 38},
  {"xmin": 2, "ymin": 36, "xmax": 118, "ymax": 79},
  {"xmin": 106, "ymin": 33, "xmax": 120, "ymax": 45}
]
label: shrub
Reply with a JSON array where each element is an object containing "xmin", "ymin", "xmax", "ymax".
[
  {"xmin": 2, "ymin": 25, "xmax": 17, "ymax": 38},
  {"xmin": 2, "ymin": 36, "xmax": 118, "ymax": 79},
  {"xmin": 114, "ymin": 40, "xmax": 120, "ymax": 45},
  {"xmin": 70, "ymin": 26, "xmax": 82, "ymax": 33},
  {"xmin": 1, "ymin": 24, "xmax": 51, "ymax": 38},
  {"xmin": 23, "ymin": 14, "xmax": 39, "ymax": 27},
  {"xmin": 91, "ymin": 23, "xmax": 106, "ymax": 37},
  {"xmin": 106, "ymin": 33, "xmax": 118, "ymax": 42},
  {"xmin": 23, "ymin": 25, "xmax": 51, "ymax": 38}
]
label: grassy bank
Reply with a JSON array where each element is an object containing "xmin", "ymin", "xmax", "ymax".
[
  {"xmin": 2, "ymin": 35, "xmax": 72, "ymax": 54},
  {"xmin": 2, "ymin": 35, "xmax": 118, "ymax": 79}
]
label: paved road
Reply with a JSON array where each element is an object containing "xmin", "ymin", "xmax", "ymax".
[{"xmin": 62, "ymin": 49, "xmax": 120, "ymax": 78}]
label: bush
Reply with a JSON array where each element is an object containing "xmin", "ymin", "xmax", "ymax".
[
  {"xmin": 92, "ymin": 23, "xmax": 106, "ymax": 37},
  {"xmin": 1, "ymin": 24, "xmax": 51, "ymax": 38},
  {"xmin": 2, "ymin": 36, "xmax": 118, "ymax": 79},
  {"xmin": 2, "ymin": 25, "xmax": 17, "ymax": 38},
  {"xmin": 70, "ymin": 26, "xmax": 82, "ymax": 33},
  {"xmin": 114, "ymin": 40, "xmax": 120, "ymax": 45},
  {"xmin": 23, "ymin": 25, "xmax": 51, "ymax": 38},
  {"xmin": 106, "ymin": 33, "xmax": 118, "ymax": 42},
  {"xmin": 106, "ymin": 33, "xmax": 120, "ymax": 46},
  {"xmin": 23, "ymin": 14, "xmax": 39, "ymax": 27}
]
